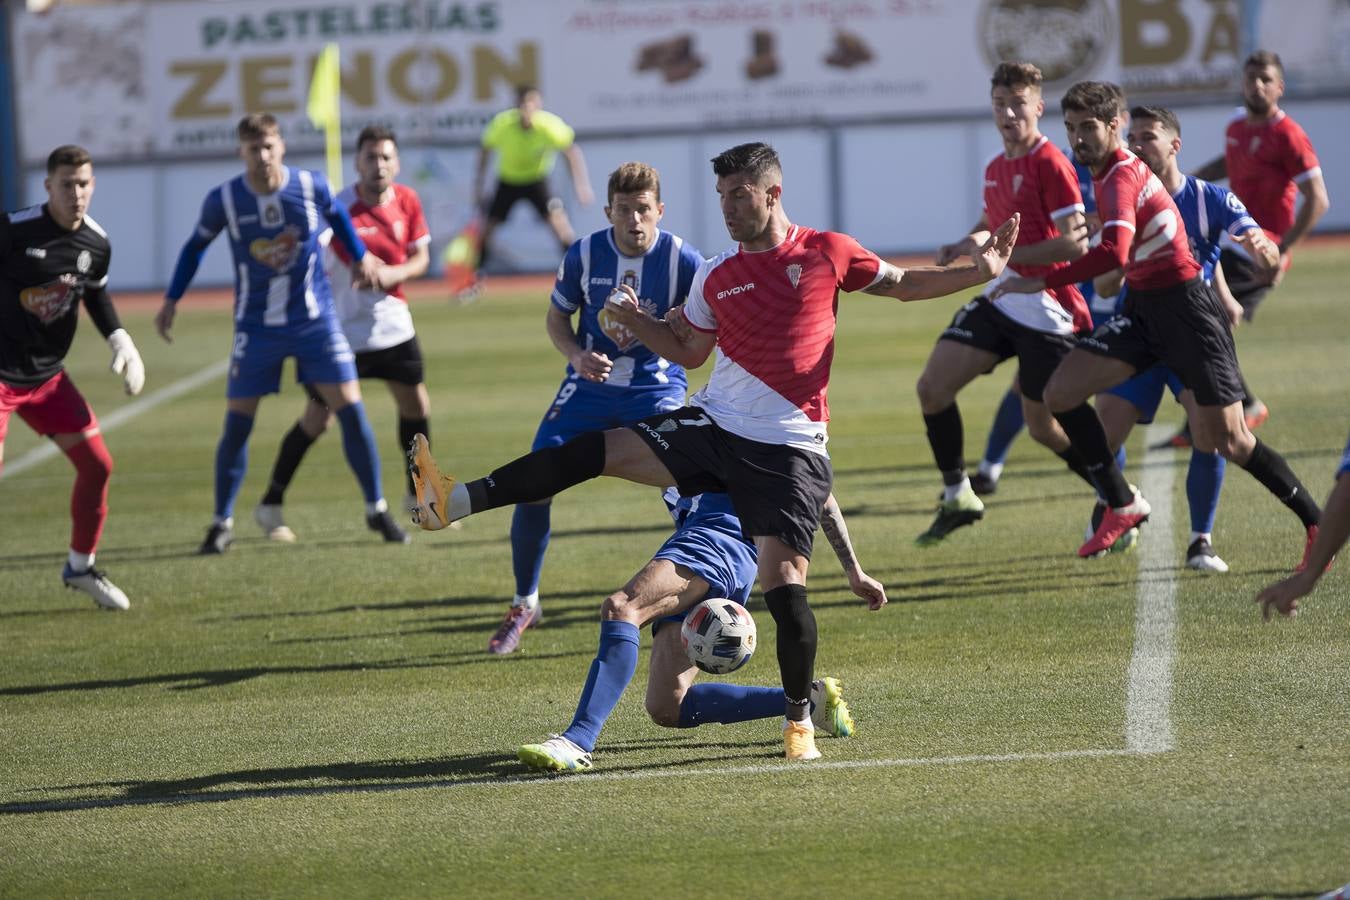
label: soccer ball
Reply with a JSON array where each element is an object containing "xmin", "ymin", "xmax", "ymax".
[{"xmin": 680, "ymin": 598, "xmax": 757, "ymax": 675}]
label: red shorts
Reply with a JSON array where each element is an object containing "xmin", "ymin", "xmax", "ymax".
[{"xmin": 0, "ymin": 370, "xmax": 98, "ymax": 443}]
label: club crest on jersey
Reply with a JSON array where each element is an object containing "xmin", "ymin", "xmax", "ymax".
[
  {"xmin": 785, "ymin": 263, "xmax": 802, "ymax": 288},
  {"xmin": 250, "ymin": 225, "xmax": 302, "ymax": 272},
  {"xmin": 20, "ymin": 274, "xmax": 77, "ymax": 324},
  {"xmin": 1249, "ymin": 136, "xmax": 1262, "ymax": 154},
  {"xmin": 76, "ymin": 250, "xmax": 92, "ymax": 273}
]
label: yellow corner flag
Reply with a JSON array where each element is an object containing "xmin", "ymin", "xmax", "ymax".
[{"xmin": 307, "ymin": 43, "xmax": 343, "ymax": 191}]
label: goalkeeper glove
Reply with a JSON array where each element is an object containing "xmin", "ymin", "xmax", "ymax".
[{"xmin": 107, "ymin": 328, "xmax": 145, "ymax": 395}]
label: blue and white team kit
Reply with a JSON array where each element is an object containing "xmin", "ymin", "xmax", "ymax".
[
  {"xmin": 167, "ymin": 166, "xmax": 364, "ymax": 397},
  {"xmin": 1099, "ymin": 175, "xmax": 1261, "ymax": 421},
  {"xmin": 655, "ymin": 488, "xmax": 758, "ymax": 630},
  {"xmin": 533, "ymin": 227, "xmax": 704, "ymax": 450}
]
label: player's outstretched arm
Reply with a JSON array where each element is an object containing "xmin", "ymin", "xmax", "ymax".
[
  {"xmin": 1010, "ymin": 211, "xmax": 1089, "ymax": 266},
  {"xmin": 820, "ymin": 493, "xmax": 887, "ymax": 610},
  {"xmin": 935, "ymin": 216, "xmax": 991, "ymax": 266},
  {"xmin": 1256, "ymin": 469, "xmax": 1350, "ymax": 620},
  {"xmin": 867, "ymin": 214, "xmax": 1020, "ymax": 303},
  {"xmin": 604, "ymin": 284, "xmax": 715, "ymax": 369}
]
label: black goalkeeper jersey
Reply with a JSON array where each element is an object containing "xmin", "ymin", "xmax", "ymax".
[{"xmin": 0, "ymin": 204, "xmax": 114, "ymax": 385}]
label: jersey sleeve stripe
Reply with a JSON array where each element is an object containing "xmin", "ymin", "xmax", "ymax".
[
  {"xmin": 1293, "ymin": 166, "xmax": 1323, "ymax": 184},
  {"xmin": 550, "ymin": 288, "xmax": 577, "ymax": 311},
  {"xmin": 667, "ymin": 233, "xmax": 682, "ymax": 306},
  {"xmin": 1049, "ymin": 202, "xmax": 1086, "ymax": 220},
  {"xmin": 1102, "ymin": 219, "xmax": 1136, "ymax": 233},
  {"xmin": 82, "ymin": 215, "xmax": 108, "ymax": 238}
]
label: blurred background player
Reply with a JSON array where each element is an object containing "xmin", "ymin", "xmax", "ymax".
[
  {"xmin": 1255, "ymin": 429, "xmax": 1347, "ymax": 619},
  {"xmin": 518, "ymin": 489, "xmax": 885, "ymax": 773},
  {"xmin": 1090, "ymin": 105, "xmax": 1279, "ymax": 571},
  {"xmin": 0, "ymin": 145, "xmax": 145, "ymax": 610},
  {"xmin": 155, "ymin": 114, "xmax": 399, "ymax": 555},
  {"xmin": 920, "ymin": 62, "xmax": 1095, "ymax": 546},
  {"xmin": 489, "ymin": 161, "xmax": 703, "ymax": 655},
  {"xmin": 1162, "ymin": 49, "xmax": 1331, "ymax": 447},
  {"xmin": 993, "ymin": 81, "xmax": 1322, "ymax": 566},
  {"xmin": 254, "ymin": 125, "xmax": 430, "ymax": 544},
  {"xmin": 472, "ymin": 85, "xmax": 594, "ymax": 292},
  {"xmin": 408, "ymin": 142, "xmax": 1019, "ymax": 761}
]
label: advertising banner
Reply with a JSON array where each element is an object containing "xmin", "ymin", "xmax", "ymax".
[{"xmin": 7, "ymin": 0, "xmax": 1312, "ymax": 166}]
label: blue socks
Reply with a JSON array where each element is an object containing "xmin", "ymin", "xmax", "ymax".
[
  {"xmin": 564, "ymin": 621, "xmax": 641, "ymax": 753},
  {"xmin": 1186, "ymin": 449, "xmax": 1225, "ymax": 535},
  {"xmin": 214, "ymin": 410, "xmax": 255, "ymax": 519},
  {"xmin": 982, "ymin": 386, "xmax": 1025, "ymax": 467},
  {"xmin": 335, "ymin": 402, "xmax": 381, "ymax": 504},
  {"xmin": 511, "ymin": 502, "xmax": 552, "ymax": 597},
  {"xmin": 678, "ymin": 682, "xmax": 784, "ymax": 727}
]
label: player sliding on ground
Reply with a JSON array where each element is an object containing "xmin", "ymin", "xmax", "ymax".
[
  {"xmin": 410, "ymin": 142, "xmax": 1018, "ymax": 761},
  {"xmin": 516, "ymin": 488, "xmax": 885, "ymax": 773}
]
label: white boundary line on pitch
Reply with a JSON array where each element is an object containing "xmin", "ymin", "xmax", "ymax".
[
  {"xmin": 1, "ymin": 747, "xmax": 1163, "ymax": 814},
  {"xmin": 1125, "ymin": 422, "xmax": 1180, "ymax": 754},
  {"xmin": 0, "ymin": 359, "xmax": 227, "ymax": 480}
]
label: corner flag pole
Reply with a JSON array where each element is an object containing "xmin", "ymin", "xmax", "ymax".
[{"xmin": 307, "ymin": 43, "xmax": 343, "ymax": 190}]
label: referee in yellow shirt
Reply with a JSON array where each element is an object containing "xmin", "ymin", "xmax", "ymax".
[{"xmin": 474, "ymin": 85, "xmax": 594, "ymax": 280}]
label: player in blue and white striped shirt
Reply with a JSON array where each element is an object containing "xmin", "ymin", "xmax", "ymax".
[
  {"xmin": 489, "ymin": 161, "xmax": 704, "ymax": 655},
  {"xmin": 155, "ymin": 113, "xmax": 407, "ymax": 555}
]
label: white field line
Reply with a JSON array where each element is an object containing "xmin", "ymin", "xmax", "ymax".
[
  {"xmin": 1, "ymin": 747, "xmax": 1164, "ymax": 814},
  {"xmin": 0, "ymin": 359, "xmax": 227, "ymax": 480},
  {"xmin": 1125, "ymin": 422, "xmax": 1180, "ymax": 753}
]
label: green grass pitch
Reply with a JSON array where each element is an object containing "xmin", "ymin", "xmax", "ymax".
[{"xmin": 1, "ymin": 246, "xmax": 1347, "ymax": 898}]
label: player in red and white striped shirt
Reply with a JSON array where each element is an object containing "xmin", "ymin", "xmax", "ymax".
[
  {"xmin": 915, "ymin": 62, "xmax": 1096, "ymax": 548},
  {"xmin": 992, "ymin": 82, "xmax": 1323, "ymax": 567},
  {"xmin": 408, "ymin": 143, "xmax": 1020, "ymax": 762}
]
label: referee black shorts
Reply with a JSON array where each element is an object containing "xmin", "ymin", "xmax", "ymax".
[{"xmin": 486, "ymin": 178, "xmax": 559, "ymax": 223}]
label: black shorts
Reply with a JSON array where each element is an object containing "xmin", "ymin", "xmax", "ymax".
[
  {"xmin": 1218, "ymin": 248, "xmax": 1274, "ymax": 321},
  {"xmin": 303, "ymin": 337, "xmax": 424, "ymax": 403},
  {"xmin": 1077, "ymin": 277, "xmax": 1244, "ymax": 408},
  {"xmin": 486, "ymin": 179, "xmax": 559, "ymax": 223},
  {"xmin": 628, "ymin": 406, "xmax": 833, "ymax": 559},
  {"xmin": 937, "ymin": 298, "xmax": 1078, "ymax": 402}
]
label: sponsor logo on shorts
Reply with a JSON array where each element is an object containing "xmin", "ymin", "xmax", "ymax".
[
  {"xmin": 637, "ymin": 421, "xmax": 670, "ymax": 450},
  {"xmin": 1080, "ymin": 336, "xmax": 1109, "ymax": 351},
  {"xmin": 716, "ymin": 282, "xmax": 754, "ymax": 300},
  {"xmin": 25, "ymin": 247, "xmax": 46, "ymax": 259},
  {"xmin": 943, "ymin": 327, "xmax": 974, "ymax": 339},
  {"xmin": 656, "ymin": 418, "xmax": 678, "ymax": 432}
]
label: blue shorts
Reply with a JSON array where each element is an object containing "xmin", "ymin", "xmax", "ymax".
[
  {"xmin": 228, "ymin": 318, "xmax": 356, "ymax": 399},
  {"xmin": 652, "ymin": 497, "xmax": 757, "ymax": 634},
  {"xmin": 1338, "ymin": 434, "xmax": 1350, "ymax": 478},
  {"xmin": 1103, "ymin": 363, "xmax": 1186, "ymax": 424},
  {"xmin": 532, "ymin": 378, "xmax": 684, "ymax": 451}
]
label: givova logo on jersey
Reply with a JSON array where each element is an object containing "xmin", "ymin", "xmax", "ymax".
[
  {"xmin": 249, "ymin": 224, "xmax": 302, "ymax": 272},
  {"xmin": 20, "ymin": 273, "xmax": 78, "ymax": 324}
]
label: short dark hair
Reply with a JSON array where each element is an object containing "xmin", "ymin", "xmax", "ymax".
[
  {"xmin": 710, "ymin": 142, "xmax": 782, "ymax": 183},
  {"xmin": 47, "ymin": 144, "xmax": 91, "ymax": 174},
  {"xmin": 1130, "ymin": 105, "xmax": 1181, "ymax": 136},
  {"xmin": 1244, "ymin": 50, "xmax": 1284, "ymax": 77},
  {"xmin": 516, "ymin": 84, "xmax": 539, "ymax": 104},
  {"xmin": 1061, "ymin": 81, "xmax": 1126, "ymax": 123},
  {"xmin": 607, "ymin": 162, "xmax": 661, "ymax": 205},
  {"xmin": 238, "ymin": 113, "xmax": 281, "ymax": 142},
  {"xmin": 356, "ymin": 124, "xmax": 397, "ymax": 154},
  {"xmin": 991, "ymin": 62, "xmax": 1043, "ymax": 91}
]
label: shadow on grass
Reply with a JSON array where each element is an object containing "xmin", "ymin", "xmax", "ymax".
[
  {"xmin": 0, "ymin": 737, "xmax": 781, "ymax": 816},
  {"xmin": 1161, "ymin": 892, "xmax": 1329, "ymax": 900},
  {"xmin": 0, "ymin": 648, "xmax": 589, "ymax": 697}
]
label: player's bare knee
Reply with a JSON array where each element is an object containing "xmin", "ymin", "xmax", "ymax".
[
  {"xmin": 645, "ymin": 697, "xmax": 682, "ymax": 727},
  {"xmin": 600, "ymin": 591, "xmax": 635, "ymax": 622},
  {"xmin": 915, "ymin": 373, "xmax": 951, "ymax": 413}
]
